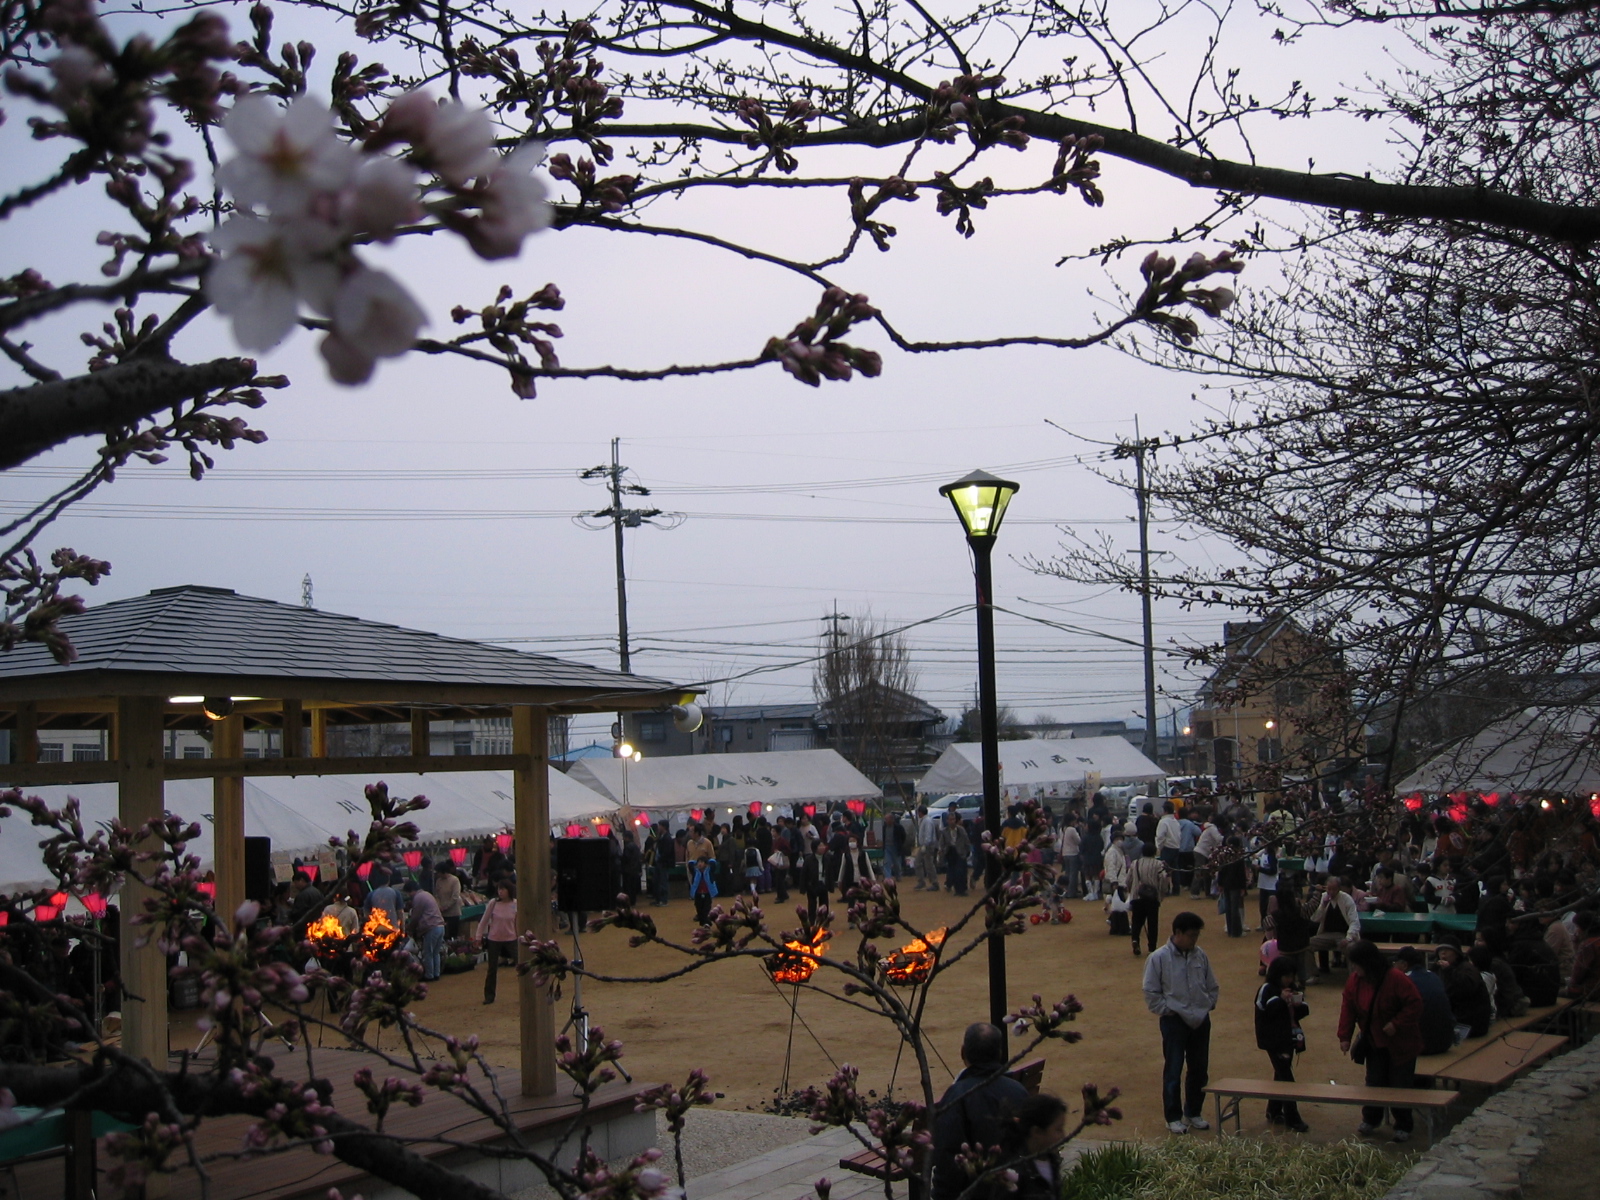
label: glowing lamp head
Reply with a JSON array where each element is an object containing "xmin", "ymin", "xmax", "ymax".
[
  {"xmin": 690, "ymin": 808, "xmax": 704, "ymax": 822},
  {"xmin": 449, "ymin": 846, "xmax": 468, "ymax": 866},
  {"xmin": 402, "ymin": 849, "xmax": 422, "ymax": 870},
  {"xmin": 202, "ymin": 696, "xmax": 235, "ymax": 721},
  {"xmin": 1264, "ymin": 719, "xmax": 1276, "ymax": 730},
  {"xmin": 846, "ymin": 798, "xmax": 867, "ymax": 816},
  {"xmin": 938, "ymin": 469, "xmax": 1021, "ymax": 541},
  {"xmin": 196, "ymin": 881, "xmax": 216, "ymax": 900},
  {"xmin": 615, "ymin": 740, "xmax": 636, "ymax": 759},
  {"xmin": 749, "ymin": 801, "xmax": 762, "ymax": 817},
  {"xmin": 495, "ymin": 832, "xmax": 513, "ymax": 853}
]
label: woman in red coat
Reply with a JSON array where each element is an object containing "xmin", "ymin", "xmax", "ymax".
[{"xmin": 1337, "ymin": 939, "xmax": 1425, "ymax": 1143}]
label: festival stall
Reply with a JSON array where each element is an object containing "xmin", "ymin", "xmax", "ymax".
[
  {"xmin": 566, "ymin": 748, "xmax": 880, "ymax": 821},
  {"xmin": 0, "ymin": 768, "xmax": 617, "ymax": 894},
  {"xmin": 1397, "ymin": 708, "xmax": 1600, "ymax": 796},
  {"xmin": 918, "ymin": 736, "xmax": 1166, "ymax": 801}
]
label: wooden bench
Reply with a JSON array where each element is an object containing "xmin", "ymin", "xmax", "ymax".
[
  {"xmin": 1414, "ymin": 1032, "xmax": 1567, "ymax": 1090},
  {"xmin": 1204, "ymin": 1078, "xmax": 1458, "ymax": 1146},
  {"xmin": 838, "ymin": 1058, "xmax": 1045, "ymax": 1197}
]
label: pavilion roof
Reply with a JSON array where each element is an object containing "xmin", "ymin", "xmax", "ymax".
[{"xmin": 0, "ymin": 585, "xmax": 685, "ymax": 710}]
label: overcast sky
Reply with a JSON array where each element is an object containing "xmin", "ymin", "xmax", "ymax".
[{"xmin": 1, "ymin": 2, "xmax": 1409, "ymax": 746}]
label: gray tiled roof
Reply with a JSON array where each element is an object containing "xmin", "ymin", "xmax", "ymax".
[{"xmin": 0, "ymin": 585, "xmax": 682, "ymax": 697}]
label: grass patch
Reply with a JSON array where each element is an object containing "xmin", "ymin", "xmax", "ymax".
[{"xmin": 1060, "ymin": 1138, "xmax": 1409, "ymax": 1200}]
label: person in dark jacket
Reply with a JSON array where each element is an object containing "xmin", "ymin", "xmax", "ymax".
[
  {"xmin": 999, "ymin": 1092, "xmax": 1069, "ymax": 1200},
  {"xmin": 1435, "ymin": 939, "xmax": 1493, "ymax": 1037},
  {"xmin": 931, "ymin": 1023, "xmax": 1030, "ymax": 1200},
  {"xmin": 1395, "ymin": 946, "xmax": 1456, "ymax": 1056},
  {"xmin": 1476, "ymin": 876, "xmax": 1516, "ymax": 947},
  {"xmin": 1471, "ymin": 943, "xmax": 1529, "ymax": 1018},
  {"xmin": 1338, "ymin": 939, "xmax": 1425, "ymax": 1143},
  {"xmin": 1504, "ymin": 921, "xmax": 1562, "ymax": 1007},
  {"xmin": 1217, "ymin": 838, "xmax": 1250, "ymax": 938},
  {"xmin": 797, "ymin": 845, "xmax": 828, "ymax": 920},
  {"xmin": 1254, "ymin": 955, "xmax": 1310, "ymax": 1131}
]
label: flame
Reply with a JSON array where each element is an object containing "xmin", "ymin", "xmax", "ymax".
[
  {"xmin": 882, "ymin": 928, "xmax": 947, "ymax": 986},
  {"xmin": 768, "ymin": 928, "xmax": 831, "ymax": 984},
  {"xmin": 306, "ymin": 913, "xmax": 353, "ymax": 961},
  {"xmin": 360, "ymin": 907, "xmax": 402, "ymax": 960}
]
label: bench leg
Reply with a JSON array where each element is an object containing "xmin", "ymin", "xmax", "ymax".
[
  {"xmin": 1213, "ymin": 1093, "xmax": 1241, "ymax": 1137},
  {"xmin": 64, "ymin": 1109, "xmax": 95, "ymax": 1200}
]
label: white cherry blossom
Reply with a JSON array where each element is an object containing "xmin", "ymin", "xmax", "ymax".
[
  {"xmin": 426, "ymin": 100, "xmax": 499, "ymax": 186},
  {"xmin": 205, "ymin": 215, "xmax": 339, "ymax": 351},
  {"xmin": 218, "ymin": 95, "xmax": 356, "ymax": 215},
  {"xmin": 319, "ymin": 266, "xmax": 427, "ymax": 383},
  {"xmin": 339, "ymin": 155, "xmax": 420, "ymax": 239},
  {"xmin": 463, "ymin": 146, "xmax": 551, "ymax": 260}
]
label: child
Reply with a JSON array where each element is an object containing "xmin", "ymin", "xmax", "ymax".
[
  {"xmin": 1105, "ymin": 884, "xmax": 1130, "ymax": 937},
  {"xmin": 1254, "ymin": 956, "xmax": 1310, "ymax": 1132}
]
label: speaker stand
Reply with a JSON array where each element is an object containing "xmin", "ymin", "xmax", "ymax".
[{"xmin": 559, "ymin": 921, "xmax": 631, "ymax": 1083}]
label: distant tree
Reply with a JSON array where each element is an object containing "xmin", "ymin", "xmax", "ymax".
[{"xmin": 812, "ymin": 613, "xmax": 931, "ymax": 793}]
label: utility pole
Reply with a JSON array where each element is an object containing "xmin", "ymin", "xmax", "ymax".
[
  {"xmin": 301, "ymin": 574, "xmax": 313, "ymax": 609},
  {"xmin": 1133, "ymin": 417, "xmax": 1159, "ymax": 765},
  {"xmin": 580, "ymin": 438, "xmax": 669, "ymax": 676}
]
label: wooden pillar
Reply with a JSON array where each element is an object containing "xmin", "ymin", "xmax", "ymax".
[
  {"xmin": 212, "ymin": 714, "xmax": 245, "ymax": 926},
  {"xmin": 310, "ymin": 708, "xmax": 328, "ymax": 757},
  {"xmin": 117, "ymin": 695, "xmax": 167, "ymax": 1068},
  {"xmin": 411, "ymin": 709, "xmax": 431, "ymax": 758},
  {"xmin": 16, "ymin": 701, "xmax": 38, "ymax": 763},
  {"xmin": 513, "ymin": 706, "xmax": 555, "ymax": 1096},
  {"xmin": 281, "ymin": 699, "xmax": 304, "ymax": 759}
]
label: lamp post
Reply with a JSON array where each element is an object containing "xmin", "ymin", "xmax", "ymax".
[{"xmin": 939, "ymin": 468, "xmax": 1021, "ymax": 1042}]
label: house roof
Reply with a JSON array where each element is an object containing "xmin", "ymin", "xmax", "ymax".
[
  {"xmin": 708, "ymin": 704, "xmax": 819, "ymax": 722},
  {"xmin": 0, "ymin": 585, "xmax": 689, "ymax": 711}
]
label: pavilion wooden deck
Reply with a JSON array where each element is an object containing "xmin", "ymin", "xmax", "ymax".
[{"xmin": 11, "ymin": 1045, "xmax": 657, "ymax": 1200}]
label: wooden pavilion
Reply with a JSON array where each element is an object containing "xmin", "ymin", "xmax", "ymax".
[{"xmin": 0, "ymin": 584, "xmax": 692, "ymax": 1095}]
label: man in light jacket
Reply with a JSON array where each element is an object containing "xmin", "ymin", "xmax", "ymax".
[
  {"xmin": 1155, "ymin": 803, "xmax": 1183, "ymax": 894},
  {"xmin": 1306, "ymin": 876, "xmax": 1362, "ymax": 984},
  {"xmin": 915, "ymin": 805, "xmax": 940, "ymax": 891},
  {"xmin": 1143, "ymin": 911, "xmax": 1220, "ymax": 1135}
]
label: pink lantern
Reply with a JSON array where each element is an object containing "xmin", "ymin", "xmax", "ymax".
[
  {"xmin": 1402, "ymin": 794, "xmax": 1424, "ymax": 812},
  {"xmin": 690, "ymin": 808, "xmax": 705, "ymax": 822},
  {"xmin": 402, "ymin": 849, "xmax": 422, "ymax": 870},
  {"xmin": 356, "ymin": 861, "xmax": 373, "ymax": 880},
  {"xmin": 596, "ymin": 822, "xmax": 612, "ymax": 838},
  {"xmin": 34, "ymin": 902, "xmax": 60, "ymax": 922},
  {"xmin": 565, "ymin": 823, "xmax": 585, "ymax": 838},
  {"xmin": 449, "ymin": 846, "xmax": 468, "ymax": 867},
  {"xmin": 82, "ymin": 893, "xmax": 108, "ymax": 919},
  {"xmin": 635, "ymin": 811, "xmax": 650, "ymax": 825},
  {"xmin": 802, "ymin": 803, "xmax": 817, "ymax": 818},
  {"xmin": 197, "ymin": 881, "xmax": 216, "ymax": 901},
  {"xmin": 495, "ymin": 832, "xmax": 513, "ymax": 853},
  {"xmin": 748, "ymin": 801, "xmax": 762, "ymax": 817},
  {"xmin": 301, "ymin": 863, "xmax": 319, "ymax": 883},
  {"xmin": 51, "ymin": 891, "xmax": 68, "ymax": 909},
  {"xmin": 1590, "ymin": 794, "xmax": 1600, "ymax": 819},
  {"xmin": 0, "ymin": 911, "xmax": 9, "ymax": 927},
  {"xmin": 846, "ymin": 799, "xmax": 867, "ymax": 816}
]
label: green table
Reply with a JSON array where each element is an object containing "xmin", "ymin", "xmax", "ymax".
[
  {"xmin": 461, "ymin": 902, "xmax": 485, "ymax": 921},
  {"xmin": 1279, "ymin": 857, "xmax": 1307, "ymax": 874},
  {"xmin": 1432, "ymin": 912, "xmax": 1478, "ymax": 936},
  {"xmin": 1361, "ymin": 912, "xmax": 1435, "ymax": 942}
]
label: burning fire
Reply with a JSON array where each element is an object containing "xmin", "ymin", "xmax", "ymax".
[
  {"xmin": 767, "ymin": 928, "xmax": 831, "ymax": 984},
  {"xmin": 360, "ymin": 907, "xmax": 402, "ymax": 960},
  {"xmin": 882, "ymin": 928, "xmax": 946, "ymax": 986}
]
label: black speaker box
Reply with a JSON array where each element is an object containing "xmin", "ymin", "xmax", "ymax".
[
  {"xmin": 244, "ymin": 836, "xmax": 273, "ymax": 903},
  {"xmin": 555, "ymin": 837, "xmax": 614, "ymax": 913}
]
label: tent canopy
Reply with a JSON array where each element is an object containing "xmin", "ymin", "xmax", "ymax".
[
  {"xmin": 1397, "ymin": 709, "xmax": 1600, "ymax": 795},
  {"xmin": 919, "ymin": 737, "xmax": 1166, "ymax": 796},
  {"xmin": 0, "ymin": 768, "xmax": 614, "ymax": 893},
  {"xmin": 566, "ymin": 749, "xmax": 880, "ymax": 812}
]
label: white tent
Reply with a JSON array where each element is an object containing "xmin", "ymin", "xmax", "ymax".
[
  {"xmin": 0, "ymin": 768, "xmax": 614, "ymax": 892},
  {"xmin": 919, "ymin": 737, "xmax": 1166, "ymax": 797},
  {"xmin": 1397, "ymin": 709, "xmax": 1600, "ymax": 795},
  {"xmin": 567, "ymin": 749, "xmax": 880, "ymax": 812}
]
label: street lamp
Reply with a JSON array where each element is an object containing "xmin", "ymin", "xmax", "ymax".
[{"xmin": 939, "ymin": 468, "xmax": 1020, "ymax": 1041}]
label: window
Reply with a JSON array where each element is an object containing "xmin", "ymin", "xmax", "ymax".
[
  {"xmin": 37, "ymin": 743, "xmax": 63, "ymax": 762},
  {"xmin": 454, "ymin": 732, "xmax": 473, "ymax": 755},
  {"xmin": 243, "ymin": 747, "xmax": 260, "ymax": 759},
  {"xmin": 1193, "ymin": 720, "xmax": 1214, "ymax": 740},
  {"xmin": 746, "ymin": 722, "xmax": 754, "ymax": 740},
  {"xmin": 1257, "ymin": 737, "xmax": 1283, "ymax": 763},
  {"xmin": 183, "ymin": 746, "xmax": 208, "ymax": 759},
  {"xmin": 639, "ymin": 717, "xmax": 666, "ymax": 743},
  {"xmin": 71, "ymin": 743, "xmax": 103, "ymax": 761}
]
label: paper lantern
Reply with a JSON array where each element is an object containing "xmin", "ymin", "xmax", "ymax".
[
  {"xmin": 81, "ymin": 893, "xmax": 109, "ymax": 919},
  {"xmin": 33, "ymin": 903, "xmax": 59, "ymax": 922},
  {"xmin": 846, "ymin": 799, "xmax": 867, "ymax": 816},
  {"xmin": 1483, "ymin": 792, "xmax": 1501, "ymax": 807},
  {"xmin": 0, "ymin": 911, "xmax": 8, "ymax": 926},
  {"xmin": 356, "ymin": 861, "xmax": 373, "ymax": 879},
  {"xmin": 402, "ymin": 849, "xmax": 422, "ymax": 870},
  {"xmin": 1402, "ymin": 794, "xmax": 1424, "ymax": 812},
  {"xmin": 748, "ymin": 801, "xmax": 762, "ymax": 817},
  {"xmin": 51, "ymin": 891, "xmax": 68, "ymax": 908},
  {"xmin": 690, "ymin": 808, "xmax": 704, "ymax": 822},
  {"xmin": 495, "ymin": 832, "xmax": 513, "ymax": 853},
  {"xmin": 196, "ymin": 882, "xmax": 216, "ymax": 901},
  {"xmin": 565, "ymin": 823, "xmax": 585, "ymax": 838},
  {"xmin": 449, "ymin": 846, "xmax": 468, "ymax": 866},
  {"xmin": 635, "ymin": 811, "xmax": 650, "ymax": 825},
  {"xmin": 596, "ymin": 822, "xmax": 612, "ymax": 838},
  {"xmin": 802, "ymin": 803, "xmax": 817, "ymax": 817},
  {"xmin": 1591, "ymin": 794, "xmax": 1600, "ymax": 819}
]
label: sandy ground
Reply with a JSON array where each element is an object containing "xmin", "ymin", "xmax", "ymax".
[{"xmin": 171, "ymin": 885, "xmax": 1401, "ymax": 1148}]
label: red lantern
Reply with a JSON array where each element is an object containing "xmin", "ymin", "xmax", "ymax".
[
  {"xmin": 356, "ymin": 861, "xmax": 373, "ymax": 879},
  {"xmin": 846, "ymin": 799, "xmax": 867, "ymax": 816},
  {"xmin": 635, "ymin": 811, "xmax": 650, "ymax": 825},
  {"xmin": 1402, "ymin": 794, "xmax": 1424, "ymax": 812},
  {"xmin": 565, "ymin": 823, "xmax": 585, "ymax": 838},
  {"xmin": 449, "ymin": 846, "xmax": 468, "ymax": 867},
  {"xmin": 34, "ymin": 902, "xmax": 59, "ymax": 922},
  {"xmin": 1590, "ymin": 794, "xmax": 1600, "ymax": 819},
  {"xmin": 301, "ymin": 864, "xmax": 319, "ymax": 883},
  {"xmin": 690, "ymin": 808, "xmax": 705, "ymax": 822},
  {"xmin": 0, "ymin": 911, "xmax": 9, "ymax": 926},
  {"xmin": 802, "ymin": 803, "xmax": 817, "ymax": 817},
  {"xmin": 82, "ymin": 893, "xmax": 108, "ymax": 918},
  {"xmin": 495, "ymin": 832, "xmax": 513, "ymax": 853},
  {"xmin": 402, "ymin": 849, "xmax": 422, "ymax": 870},
  {"xmin": 196, "ymin": 882, "xmax": 216, "ymax": 901},
  {"xmin": 1483, "ymin": 792, "xmax": 1501, "ymax": 807},
  {"xmin": 596, "ymin": 822, "xmax": 612, "ymax": 838},
  {"xmin": 748, "ymin": 801, "xmax": 762, "ymax": 817}
]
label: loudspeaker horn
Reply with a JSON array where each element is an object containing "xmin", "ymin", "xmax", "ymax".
[{"xmin": 671, "ymin": 702, "xmax": 704, "ymax": 733}]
